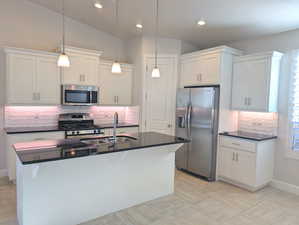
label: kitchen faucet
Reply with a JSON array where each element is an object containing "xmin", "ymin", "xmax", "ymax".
[{"xmin": 112, "ymin": 112, "xmax": 119, "ymax": 142}]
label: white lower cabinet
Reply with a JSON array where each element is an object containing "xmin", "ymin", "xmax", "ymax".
[
  {"xmin": 218, "ymin": 135, "xmax": 275, "ymax": 191},
  {"xmin": 6, "ymin": 132, "xmax": 65, "ymax": 181}
]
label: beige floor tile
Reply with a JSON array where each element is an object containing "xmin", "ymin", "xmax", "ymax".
[{"xmin": 1, "ymin": 170, "xmax": 299, "ymax": 225}]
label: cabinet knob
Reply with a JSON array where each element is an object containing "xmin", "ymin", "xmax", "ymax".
[{"xmin": 168, "ymin": 124, "xmax": 172, "ymax": 128}]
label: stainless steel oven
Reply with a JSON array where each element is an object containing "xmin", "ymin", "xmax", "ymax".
[{"xmin": 62, "ymin": 85, "xmax": 99, "ymax": 106}]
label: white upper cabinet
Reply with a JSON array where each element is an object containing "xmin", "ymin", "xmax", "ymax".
[
  {"xmin": 231, "ymin": 51, "xmax": 283, "ymax": 112},
  {"xmin": 5, "ymin": 48, "xmax": 61, "ymax": 105},
  {"xmin": 36, "ymin": 56, "xmax": 60, "ymax": 104},
  {"xmin": 99, "ymin": 60, "xmax": 133, "ymax": 106},
  {"xmin": 61, "ymin": 46, "xmax": 102, "ymax": 86},
  {"xmin": 179, "ymin": 46, "xmax": 241, "ymax": 87}
]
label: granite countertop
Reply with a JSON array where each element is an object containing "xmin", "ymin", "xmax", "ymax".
[
  {"xmin": 219, "ymin": 131, "xmax": 277, "ymax": 141},
  {"xmin": 4, "ymin": 123, "xmax": 139, "ymax": 134},
  {"xmin": 13, "ymin": 132, "xmax": 189, "ymax": 165}
]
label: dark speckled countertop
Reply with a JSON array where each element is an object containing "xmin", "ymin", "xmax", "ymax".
[
  {"xmin": 4, "ymin": 123, "xmax": 139, "ymax": 134},
  {"xmin": 219, "ymin": 131, "xmax": 277, "ymax": 141},
  {"xmin": 13, "ymin": 132, "xmax": 189, "ymax": 165}
]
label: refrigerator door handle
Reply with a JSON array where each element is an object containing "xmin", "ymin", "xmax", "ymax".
[{"xmin": 187, "ymin": 104, "xmax": 192, "ymax": 138}]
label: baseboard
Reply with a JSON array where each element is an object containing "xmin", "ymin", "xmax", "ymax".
[
  {"xmin": 0, "ymin": 169, "xmax": 7, "ymax": 178},
  {"xmin": 270, "ymin": 179, "xmax": 299, "ymax": 196}
]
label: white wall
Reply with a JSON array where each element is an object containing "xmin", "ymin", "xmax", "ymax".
[
  {"xmin": 228, "ymin": 29, "xmax": 299, "ymax": 187},
  {"xmin": 0, "ymin": 50, "xmax": 5, "ymax": 172},
  {"xmin": 0, "ymin": 0, "xmax": 127, "ymax": 61},
  {"xmin": 126, "ymin": 37, "xmax": 198, "ymax": 106},
  {"xmin": 228, "ymin": 29, "xmax": 299, "ymax": 54}
]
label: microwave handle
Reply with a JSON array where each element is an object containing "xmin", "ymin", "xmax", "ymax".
[{"xmin": 90, "ymin": 91, "xmax": 93, "ymax": 104}]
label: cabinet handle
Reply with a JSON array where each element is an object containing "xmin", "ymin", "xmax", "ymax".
[
  {"xmin": 236, "ymin": 153, "xmax": 239, "ymax": 162},
  {"xmin": 248, "ymin": 98, "xmax": 251, "ymax": 106},
  {"xmin": 116, "ymin": 96, "xmax": 119, "ymax": 104},
  {"xmin": 244, "ymin": 97, "xmax": 248, "ymax": 106},
  {"xmin": 233, "ymin": 152, "xmax": 235, "ymax": 161},
  {"xmin": 82, "ymin": 74, "xmax": 86, "ymax": 82},
  {"xmin": 168, "ymin": 124, "xmax": 172, "ymax": 128},
  {"xmin": 32, "ymin": 93, "xmax": 36, "ymax": 101},
  {"xmin": 197, "ymin": 74, "xmax": 202, "ymax": 81}
]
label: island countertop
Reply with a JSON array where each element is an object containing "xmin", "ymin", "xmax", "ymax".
[
  {"xmin": 5, "ymin": 123, "xmax": 139, "ymax": 134},
  {"xmin": 13, "ymin": 132, "xmax": 189, "ymax": 165}
]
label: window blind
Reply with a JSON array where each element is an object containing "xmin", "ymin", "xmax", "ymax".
[{"xmin": 291, "ymin": 54, "xmax": 299, "ymax": 151}]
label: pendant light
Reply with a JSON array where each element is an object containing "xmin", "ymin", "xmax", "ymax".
[
  {"xmin": 57, "ymin": 0, "xmax": 70, "ymax": 67},
  {"xmin": 152, "ymin": 0, "xmax": 160, "ymax": 78},
  {"xmin": 111, "ymin": 0, "xmax": 122, "ymax": 74}
]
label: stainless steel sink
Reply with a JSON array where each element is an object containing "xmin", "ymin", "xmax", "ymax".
[{"xmin": 81, "ymin": 135, "xmax": 137, "ymax": 145}]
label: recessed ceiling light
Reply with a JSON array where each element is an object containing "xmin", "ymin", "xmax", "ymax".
[
  {"xmin": 197, "ymin": 20, "xmax": 206, "ymax": 26},
  {"xmin": 136, "ymin": 24, "xmax": 143, "ymax": 29},
  {"xmin": 94, "ymin": 2, "xmax": 103, "ymax": 9}
]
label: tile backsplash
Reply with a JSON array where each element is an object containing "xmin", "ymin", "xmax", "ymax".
[
  {"xmin": 4, "ymin": 106, "xmax": 139, "ymax": 127},
  {"xmin": 238, "ymin": 111, "xmax": 278, "ymax": 136}
]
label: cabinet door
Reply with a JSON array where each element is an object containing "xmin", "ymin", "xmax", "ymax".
[
  {"xmin": 6, "ymin": 132, "xmax": 65, "ymax": 181},
  {"xmin": 180, "ymin": 59, "xmax": 201, "ymax": 87},
  {"xmin": 219, "ymin": 147, "xmax": 237, "ymax": 180},
  {"xmin": 200, "ymin": 55, "xmax": 220, "ymax": 84},
  {"xmin": 99, "ymin": 65, "xmax": 117, "ymax": 105},
  {"xmin": 235, "ymin": 150, "xmax": 256, "ymax": 186},
  {"xmin": 36, "ymin": 56, "xmax": 60, "ymax": 104},
  {"xmin": 231, "ymin": 61, "xmax": 250, "ymax": 110},
  {"xmin": 7, "ymin": 53, "xmax": 35, "ymax": 104},
  {"xmin": 61, "ymin": 54, "xmax": 81, "ymax": 84},
  {"xmin": 115, "ymin": 68, "xmax": 132, "ymax": 105},
  {"xmin": 80, "ymin": 56, "xmax": 99, "ymax": 85},
  {"xmin": 246, "ymin": 59, "xmax": 269, "ymax": 111}
]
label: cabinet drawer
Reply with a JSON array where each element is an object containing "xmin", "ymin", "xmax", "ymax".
[{"xmin": 220, "ymin": 136, "xmax": 256, "ymax": 153}]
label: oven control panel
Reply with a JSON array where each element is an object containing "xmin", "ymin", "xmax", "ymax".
[{"xmin": 66, "ymin": 129, "xmax": 103, "ymax": 137}]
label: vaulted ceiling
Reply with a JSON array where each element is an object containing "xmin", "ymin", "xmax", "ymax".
[{"xmin": 28, "ymin": 0, "xmax": 299, "ymax": 48}]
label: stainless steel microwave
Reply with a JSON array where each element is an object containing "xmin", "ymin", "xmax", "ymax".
[{"xmin": 62, "ymin": 85, "xmax": 99, "ymax": 106}]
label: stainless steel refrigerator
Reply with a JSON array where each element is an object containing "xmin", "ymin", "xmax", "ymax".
[{"xmin": 175, "ymin": 86, "xmax": 220, "ymax": 181}]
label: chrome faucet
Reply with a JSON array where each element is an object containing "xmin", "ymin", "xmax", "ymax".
[{"xmin": 112, "ymin": 112, "xmax": 119, "ymax": 142}]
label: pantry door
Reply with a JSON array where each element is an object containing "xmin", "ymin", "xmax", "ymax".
[{"xmin": 143, "ymin": 55, "xmax": 178, "ymax": 135}]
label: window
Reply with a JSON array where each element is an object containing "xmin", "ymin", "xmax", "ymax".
[{"xmin": 290, "ymin": 52, "xmax": 299, "ymax": 153}]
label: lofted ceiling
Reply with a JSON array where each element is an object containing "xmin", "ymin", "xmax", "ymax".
[{"xmin": 28, "ymin": 0, "xmax": 299, "ymax": 48}]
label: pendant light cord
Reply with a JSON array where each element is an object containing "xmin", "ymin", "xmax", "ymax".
[
  {"xmin": 62, "ymin": 0, "xmax": 65, "ymax": 54},
  {"xmin": 154, "ymin": 0, "xmax": 159, "ymax": 68},
  {"xmin": 115, "ymin": 0, "xmax": 120, "ymax": 62}
]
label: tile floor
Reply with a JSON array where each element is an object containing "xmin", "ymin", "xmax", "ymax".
[{"xmin": 0, "ymin": 171, "xmax": 299, "ymax": 225}]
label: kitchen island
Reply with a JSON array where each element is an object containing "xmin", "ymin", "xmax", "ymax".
[{"xmin": 14, "ymin": 132, "xmax": 188, "ymax": 225}]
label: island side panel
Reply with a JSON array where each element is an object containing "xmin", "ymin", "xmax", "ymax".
[
  {"xmin": 17, "ymin": 144, "xmax": 183, "ymax": 225},
  {"xmin": 16, "ymin": 158, "xmax": 24, "ymax": 225}
]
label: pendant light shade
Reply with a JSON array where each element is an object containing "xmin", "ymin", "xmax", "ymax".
[
  {"xmin": 111, "ymin": 61, "xmax": 122, "ymax": 74},
  {"xmin": 112, "ymin": 0, "xmax": 122, "ymax": 74},
  {"xmin": 58, "ymin": 0, "xmax": 70, "ymax": 68},
  {"xmin": 151, "ymin": 67, "xmax": 160, "ymax": 78},
  {"xmin": 151, "ymin": 0, "xmax": 160, "ymax": 78},
  {"xmin": 57, "ymin": 53, "xmax": 70, "ymax": 67}
]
